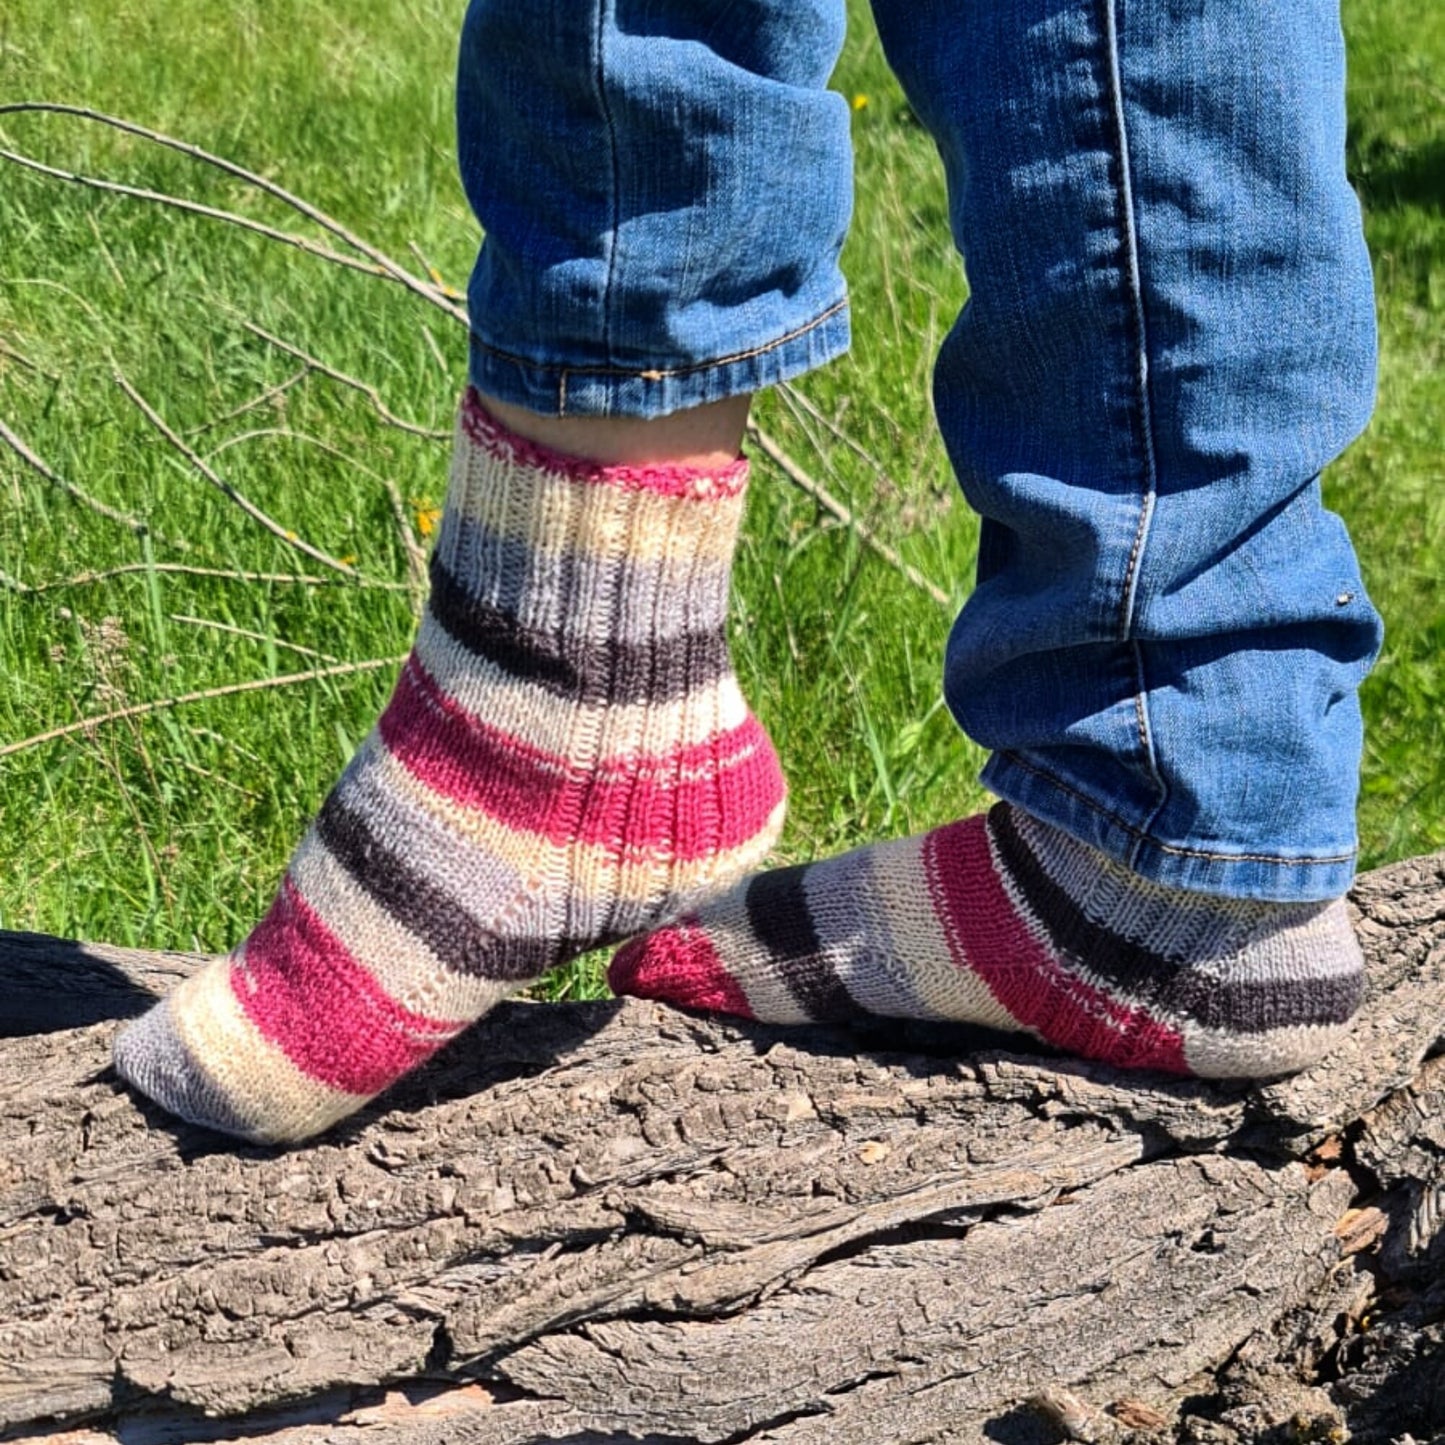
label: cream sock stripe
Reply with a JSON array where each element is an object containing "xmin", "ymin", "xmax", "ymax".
[
  {"xmin": 411, "ymin": 621, "xmax": 754, "ymax": 758},
  {"xmin": 433, "ymin": 512, "xmax": 733, "ymax": 646}
]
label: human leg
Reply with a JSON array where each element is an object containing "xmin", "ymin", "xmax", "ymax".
[
  {"xmin": 612, "ymin": 0, "xmax": 1383, "ymax": 1075},
  {"xmin": 456, "ymin": 0, "xmax": 852, "ymax": 420},
  {"xmin": 113, "ymin": 0, "xmax": 854, "ymax": 1143},
  {"xmin": 482, "ymin": 395, "xmax": 752, "ymax": 470},
  {"xmin": 895, "ymin": 0, "xmax": 1382, "ymax": 900}
]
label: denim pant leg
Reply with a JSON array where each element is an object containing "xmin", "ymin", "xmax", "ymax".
[
  {"xmin": 456, "ymin": 0, "xmax": 853, "ymax": 418},
  {"xmin": 873, "ymin": 0, "xmax": 1384, "ymax": 903}
]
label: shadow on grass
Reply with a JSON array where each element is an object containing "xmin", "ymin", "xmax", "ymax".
[{"xmin": 1353, "ymin": 136, "xmax": 1445, "ymax": 214}]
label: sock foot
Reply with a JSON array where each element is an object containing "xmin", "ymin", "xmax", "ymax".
[{"xmin": 609, "ymin": 803, "xmax": 1364, "ymax": 1079}]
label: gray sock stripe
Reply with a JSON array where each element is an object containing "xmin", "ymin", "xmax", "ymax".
[
  {"xmin": 428, "ymin": 552, "xmax": 731, "ymax": 706},
  {"xmin": 802, "ymin": 847, "xmax": 933, "ymax": 1019}
]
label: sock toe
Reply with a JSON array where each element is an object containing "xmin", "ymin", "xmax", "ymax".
[
  {"xmin": 113, "ymin": 997, "xmax": 261, "ymax": 1140},
  {"xmin": 609, "ymin": 922, "xmax": 755, "ymax": 1017}
]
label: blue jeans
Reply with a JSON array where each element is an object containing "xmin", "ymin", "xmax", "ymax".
[{"xmin": 456, "ymin": 0, "xmax": 1383, "ymax": 904}]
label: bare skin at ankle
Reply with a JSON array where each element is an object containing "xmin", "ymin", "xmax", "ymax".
[{"xmin": 481, "ymin": 393, "xmax": 752, "ymax": 470}]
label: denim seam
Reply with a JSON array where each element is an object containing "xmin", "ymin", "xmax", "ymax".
[
  {"xmin": 1098, "ymin": 0, "xmax": 1169, "ymax": 861},
  {"xmin": 1130, "ymin": 659, "xmax": 1154, "ymax": 781},
  {"xmin": 1099, "ymin": 0, "xmax": 1160, "ymax": 644},
  {"xmin": 471, "ymin": 297, "xmax": 850, "ymax": 383},
  {"xmin": 592, "ymin": 0, "xmax": 621, "ymax": 368},
  {"xmin": 998, "ymin": 750, "xmax": 1358, "ymax": 866}
]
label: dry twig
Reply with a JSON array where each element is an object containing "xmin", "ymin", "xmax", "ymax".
[
  {"xmin": 407, "ymin": 239, "xmax": 462, "ymax": 299},
  {"xmin": 13, "ymin": 562, "xmax": 407, "ymax": 593},
  {"xmin": 384, "ymin": 477, "xmax": 430, "ymax": 610},
  {"xmin": 186, "ymin": 368, "xmax": 308, "ymax": 437},
  {"xmin": 0, "ymin": 414, "xmax": 155, "ymax": 538},
  {"xmin": 0, "ymin": 104, "xmax": 468, "ymax": 325},
  {"xmin": 0, "ymin": 147, "xmax": 397, "ymax": 283},
  {"xmin": 746, "ymin": 421, "xmax": 952, "ymax": 609},
  {"xmin": 167, "ymin": 613, "xmax": 341, "ymax": 665},
  {"xmin": 239, "ymin": 320, "xmax": 451, "ymax": 441},
  {"xmin": 778, "ymin": 381, "xmax": 898, "ymax": 481},
  {"xmin": 0, "ymin": 655, "xmax": 408, "ymax": 760},
  {"xmin": 113, "ymin": 370, "xmax": 361, "ymax": 579},
  {"xmin": 0, "ymin": 336, "xmax": 56, "ymax": 379}
]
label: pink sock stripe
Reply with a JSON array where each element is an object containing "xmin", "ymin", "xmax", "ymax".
[
  {"xmin": 379, "ymin": 656, "xmax": 786, "ymax": 858},
  {"xmin": 925, "ymin": 816, "xmax": 1190, "ymax": 1074},
  {"xmin": 609, "ymin": 923, "xmax": 756, "ymax": 1018},
  {"xmin": 233, "ymin": 877, "xmax": 469, "ymax": 1096},
  {"xmin": 459, "ymin": 389, "xmax": 749, "ymax": 500}
]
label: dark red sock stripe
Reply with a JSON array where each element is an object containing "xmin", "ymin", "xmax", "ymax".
[
  {"xmin": 234, "ymin": 878, "xmax": 465, "ymax": 1095},
  {"xmin": 379, "ymin": 656, "xmax": 785, "ymax": 857},
  {"xmin": 924, "ymin": 816, "xmax": 1190, "ymax": 1073}
]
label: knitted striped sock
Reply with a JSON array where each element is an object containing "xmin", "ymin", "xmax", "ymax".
[
  {"xmin": 113, "ymin": 392, "xmax": 787, "ymax": 1143},
  {"xmin": 609, "ymin": 802, "xmax": 1364, "ymax": 1078}
]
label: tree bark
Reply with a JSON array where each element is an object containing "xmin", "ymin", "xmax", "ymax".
[{"xmin": 3, "ymin": 850, "xmax": 1444, "ymax": 1445}]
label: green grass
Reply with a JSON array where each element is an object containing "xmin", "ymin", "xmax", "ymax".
[{"xmin": 0, "ymin": 1, "xmax": 1441, "ymax": 997}]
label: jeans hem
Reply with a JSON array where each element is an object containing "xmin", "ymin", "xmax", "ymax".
[
  {"xmin": 466, "ymin": 298, "xmax": 851, "ymax": 419},
  {"xmin": 982, "ymin": 750, "xmax": 1359, "ymax": 904}
]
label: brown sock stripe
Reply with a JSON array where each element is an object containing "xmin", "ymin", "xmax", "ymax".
[
  {"xmin": 743, "ymin": 863, "xmax": 860, "ymax": 1022},
  {"xmin": 427, "ymin": 553, "xmax": 732, "ymax": 706}
]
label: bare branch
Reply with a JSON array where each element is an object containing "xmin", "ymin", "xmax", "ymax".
[
  {"xmin": 199, "ymin": 431, "xmax": 428, "ymax": 606},
  {"xmin": 13, "ymin": 562, "xmax": 408, "ymax": 593},
  {"xmin": 0, "ymin": 147, "xmax": 399, "ymax": 283},
  {"xmin": 186, "ymin": 368, "xmax": 308, "ymax": 437},
  {"xmin": 167, "ymin": 613, "xmax": 341, "ymax": 664},
  {"xmin": 0, "ymin": 336, "xmax": 56, "ymax": 380},
  {"xmin": 778, "ymin": 380, "xmax": 901, "ymax": 482},
  {"xmin": 406, "ymin": 238, "xmax": 463, "ymax": 301},
  {"xmin": 202, "ymin": 428, "xmax": 399, "ymax": 486},
  {"xmin": 0, "ymin": 655, "xmax": 408, "ymax": 760},
  {"xmin": 0, "ymin": 413, "xmax": 157, "ymax": 538},
  {"xmin": 239, "ymin": 320, "xmax": 451, "ymax": 441},
  {"xmin": 746, "ymin": 422, "xmax": 952, "ymax": 609},
  {"xmin": 420, "ymin": 321, "xmax": 451, "ymax": 378},
  {"xmin": 384, "ymin": 476, "xmax": 430, "ymax": 611},
  {"xmin": 0, "ymin": 103, "xmax": 469, "ymax": 326},
  {"xmin": 113, "ymin": 370, "xmax": 362, "ymax": 580},
  {"xmin": 84, "ymin": 211, "xmax": 127, "ymax": 289}
]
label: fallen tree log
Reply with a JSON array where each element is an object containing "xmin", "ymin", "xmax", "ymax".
[{"xmin": 2, "ymin": 850, "xmax": 1444, "ymax": 1445}]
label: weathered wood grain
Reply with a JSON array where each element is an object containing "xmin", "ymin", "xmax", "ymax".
[{"xmin": 3, "ymin": 848, "xmax": 1444, "ymax": 1444}]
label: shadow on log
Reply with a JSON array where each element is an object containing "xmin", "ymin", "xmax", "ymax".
[{"xmin": 2, "ymin": 851, "xmax": 1444, "ymax": 1444}]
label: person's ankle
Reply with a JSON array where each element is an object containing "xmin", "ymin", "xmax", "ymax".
[{"xmin": 478, "ymin": 392, "xmax": 751, "ymax": 469}]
